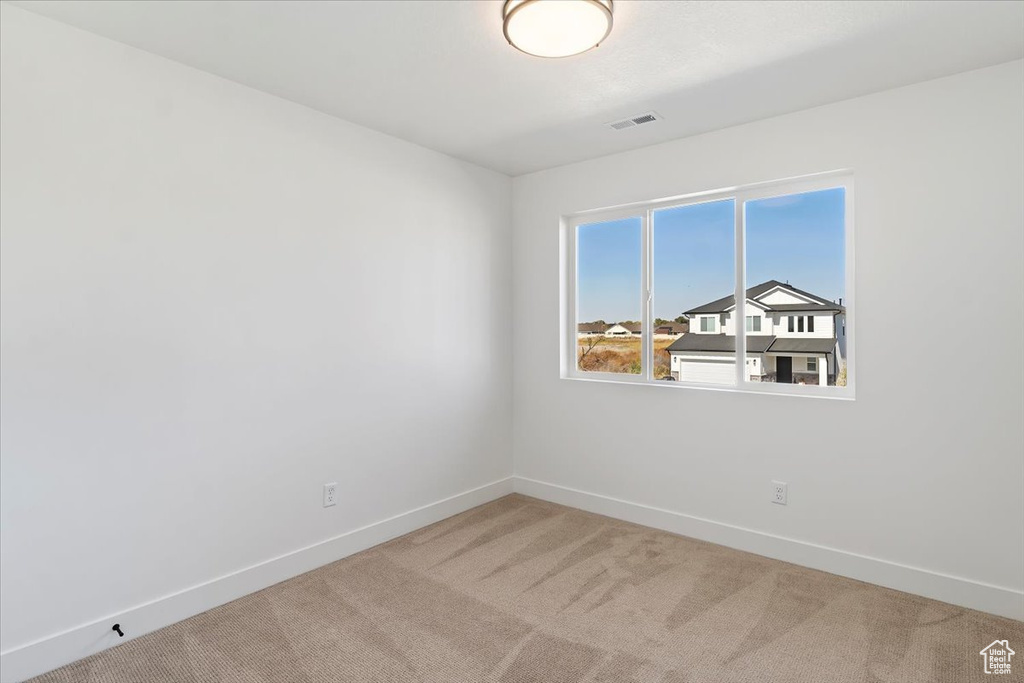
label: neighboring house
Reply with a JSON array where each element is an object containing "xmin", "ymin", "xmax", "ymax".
[
  {"xmin": 654, "ymin": 321, "xmax": 688, "ymax": 338},
  {"xmin": 580, "ymin": 321, "xmax": 684, "ymax": 338},
  {"xmin": 578, "ymin": 322, "xmax": 608, "ymax": 336},
  {"xmin": 605, "ymin": 322, "xmax": 641, "ymax": 337},
  {"xmin": 667, "ymin": 280, "xmax": 847, "ymax": 385}
]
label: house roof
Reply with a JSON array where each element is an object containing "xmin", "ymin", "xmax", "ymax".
[
  {"xmin": 684, "ymin": 280, "xmax": 845, "ymax": 315},
  {"xmin": 668, "ymin": 334, "xmax": 837, "ymax": 355},
  {"xmin": 667, "ymin": 334, "xmax": 776, "ymax": 353},
  {"xmin": 758, "ymin": 281, "xmax": 845, "ymax": 310},
  {"xmin": 767, "ymin": 337, "xmax": 838, "ymax": 354},
  {"xmin": 579, "ymin": 321, "xmax": 683, "ymax": 334},
  {"xmin": 767, "ymin": 303, "xmax": 844, "ymax": 313}
]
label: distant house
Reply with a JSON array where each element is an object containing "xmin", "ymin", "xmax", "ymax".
[
  {"xmin": 605, "ymin": 322, "xmax": 641, "ymax": 337},
  {"xmin": 654, "ymin": 321, "xmax": 688, "ymax": 338},
  {"xmin": 667, "ymin": 280, "xmax": 847, "ymax": 385},
  {"xmin": 581, "ymin": 321, "xmax": 685, "ymax": 338},
  {"xmin": 577, "ymin": 322, "xmax": 608, "ymax": 336}
]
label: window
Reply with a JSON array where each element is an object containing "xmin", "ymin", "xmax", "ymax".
[
  {"xmin": 566, "ymin": 173, "xmax": 853, "ymax": 396},
  {"xmin": 653, "ymin": 199, "xmax": 734, "ymax": 383},
  {"xmin": 575, "ymin": 217, "xmax": 641, "ymax": 375},
  {"xmin": 746, "ymin": 184, "xmax": 847, "ymax": 387}
]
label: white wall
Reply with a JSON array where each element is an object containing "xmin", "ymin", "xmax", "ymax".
[
  {"xmin": 513, "ymin": 61, "xmax": 1024, "ymax": 618},
  {"xmin": 0, "ymin": 4, "xmax": 512, "ymax": 675}
]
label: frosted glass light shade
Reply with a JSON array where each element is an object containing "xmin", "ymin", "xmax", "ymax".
[{"xmin": 503, "ymin": 0, "xmax": 613, "ymax": 58}]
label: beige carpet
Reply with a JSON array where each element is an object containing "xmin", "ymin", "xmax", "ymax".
[{"xmin": 30, "ymin": 494, "xmax": 1023, "ymax": 682}]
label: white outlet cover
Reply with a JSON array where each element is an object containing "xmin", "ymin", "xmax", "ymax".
[
  {"xmin": 771, "ymin": 481, "xmax": 788, "ymax": 505},
  {"xmin": 323, "ymin": 482, "xmax": 337, "ymax": 508}
]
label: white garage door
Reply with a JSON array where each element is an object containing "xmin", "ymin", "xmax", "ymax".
[{"xmin": 678, "ymin": 359, "xmax": 735, "ymax": 385}]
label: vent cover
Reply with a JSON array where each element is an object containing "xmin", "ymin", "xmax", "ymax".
[{"xmin": 607, "ymin": 111, "xmax": 662, "ymax": 131}]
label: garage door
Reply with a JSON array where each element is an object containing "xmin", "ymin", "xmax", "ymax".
[{"xmin": 678, "ymin": 359, "xmax": 735, "ymax": 385}]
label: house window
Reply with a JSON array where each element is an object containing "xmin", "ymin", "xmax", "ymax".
[{"xmin": 566, "ymin": 173, "xmax": 852, "ymax": 396}]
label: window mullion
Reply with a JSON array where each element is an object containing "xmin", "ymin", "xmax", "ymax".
[
  {"xmin": 734, "ymin": 197, "xmax": 746, "ymax": 387},
  {"xmin": 568, "ymin": 219, "xmax": 577, "ymax": 376},
  {"xmin": 642, "ymin": 209, "xmax": 653, "ymax": 382}
]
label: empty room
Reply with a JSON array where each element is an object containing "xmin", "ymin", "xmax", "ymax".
[{"xmin": 1, "ymin": 1, "xmax": 1023, "ymax": 681}]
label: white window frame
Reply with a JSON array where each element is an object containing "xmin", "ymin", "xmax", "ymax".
[
  {"xmin": 745, "ymin": 315, "xmax": 761, "ymax": 333},
  {"xmin": 562, "ymin": 170, "xmax": 855, "ymax": 399},
  {"xmin": 700, "ymin": 316, "xmax": 715, "ymax": 333},
  {"xmin": 807, "ymin": 356, "xmax": 817, "ymax": 372}
]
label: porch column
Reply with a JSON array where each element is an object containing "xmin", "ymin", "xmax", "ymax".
[{"xmin": 819, "ymin": 355, "xmax": 827, "ymax": 386}]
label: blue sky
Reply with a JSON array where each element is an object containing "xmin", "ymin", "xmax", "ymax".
[{"xmin": 577, "ymin": 188, "xmax": 845, "ymax": 323}]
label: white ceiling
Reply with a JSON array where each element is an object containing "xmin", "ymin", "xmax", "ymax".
[{"xmin": 9, "ymin": 0, "xmax": 1024, "ymax": 176}]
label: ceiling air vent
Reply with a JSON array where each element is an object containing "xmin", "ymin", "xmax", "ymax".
[{"xmin": 607, "ymin": 111, "xmax": 662, "ymax": 131}]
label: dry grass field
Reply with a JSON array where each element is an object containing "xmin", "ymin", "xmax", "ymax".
[{"xmin": 577, "ymin": 335, "xmax": 678, "ymax": 378}]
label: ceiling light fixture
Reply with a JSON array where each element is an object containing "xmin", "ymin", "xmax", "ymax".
[{"xmin": 503, "ymin": 0, "xmax": 613, "ymax": 59}]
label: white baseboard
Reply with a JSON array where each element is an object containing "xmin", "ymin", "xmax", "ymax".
[
  {"xmin": 0, "ymin": 477, "xmax": 514, "ymax": 683},
  {"xmin": 513, "ymin": 476, "xmax": 1024, "ymax": 622}
]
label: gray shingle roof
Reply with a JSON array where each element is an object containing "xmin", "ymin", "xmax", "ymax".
[
  {"xmin": 667, "ymin": 334, "xmax": 776, "ymax": 353},
  {"xmin": 766, "ymin": 337, "xmax": 838, "ymax": 354},
  {"xmin": 667, "ymin": 334, "xmax": 837, "ymax": 355},
  {"xmin": 654, "ymin": 322, "xmax": 688, "ymax": 334},
  {"xmin": 684, "ymin": 296, "xmax": 735, "ymax": 316},
  {"xmin": 768, "ymin": 303, "xmax": 844, "ymax": 313},
  {"xmin": 683, "ymin": 280, "xmax": 845, "ymax": 315}
]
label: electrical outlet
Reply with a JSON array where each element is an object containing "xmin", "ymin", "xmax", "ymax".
[
  {"xmin": 771, "ymin": 481, "xmax": 788, "ymax": 505},
  {"xmin": 323, "ymin": 482, "xmax": 337, "ymax": 508}
]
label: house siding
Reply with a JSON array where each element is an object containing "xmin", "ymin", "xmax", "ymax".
[{"xmin": 764, "ymin": 312, "xmax": 833, "ymax": 338}]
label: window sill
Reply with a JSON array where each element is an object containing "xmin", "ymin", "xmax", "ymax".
[{"xmin": 562, "ymin": 373, "xmax": 855, "ymax": 401}]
